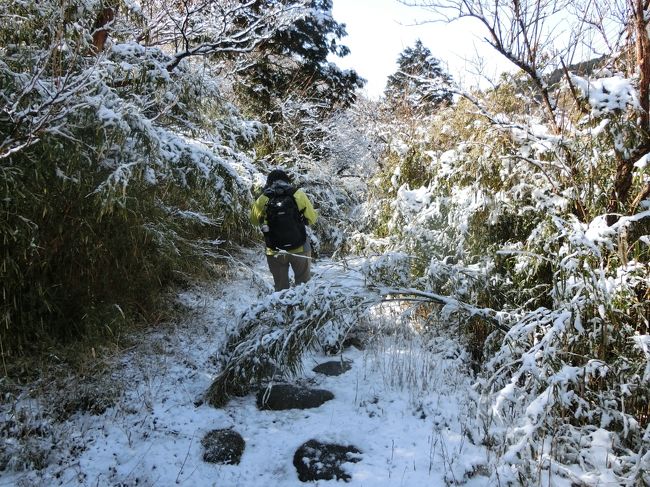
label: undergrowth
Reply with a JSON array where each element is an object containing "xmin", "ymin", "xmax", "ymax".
[
  {"xmin": 206, "ymin": 276, "xmax": 376, "ymax": 407},
  {"xmin": 0, "ymin": 0, "xmax": 260, "ymax": 370}
]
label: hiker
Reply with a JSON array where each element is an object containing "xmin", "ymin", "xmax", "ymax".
[{"xmin": 250, "ymin": 169, "xmax": 318, "ymax": 291}]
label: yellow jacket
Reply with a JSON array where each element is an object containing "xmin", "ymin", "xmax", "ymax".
[{"xmin": 250, "ymin": 189, "xmax": 318, "ymax": 255}]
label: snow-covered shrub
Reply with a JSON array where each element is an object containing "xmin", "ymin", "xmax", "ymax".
[
  {"xmin": 361, "ymin": 67, "xmax": 650, "ymax": 483},
  {"xmin": 480, "ymin": 212, "xmax": 650, "ymax": 485},
  {"xmin": 364, "ymin": 94, "xmax": 537, "ymax": 279},
  {"xmin": 360, "ymin": 252, "xmax": 413, "ymax": 289},
  {"xmin": 206, "ymin": 277, "xmax": 377, "ymax": 407},
  {"xmin": 0, "ymin": 0, "xmax": 264, "ymax": 358}
]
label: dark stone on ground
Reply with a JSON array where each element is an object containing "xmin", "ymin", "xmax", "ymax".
[
  {"xmin": 256, "ymin": 384, "xmax": 334, "ymax": 410},
  {"xmin": 201, "ymin": 429, "xmax": 245, "ymax": 465},
  {"xmin": 293, "ymin": 439, "xmax": 362, "ymax": 482},
  {"xmin": 312, "ymin": 360, "xmax": 352, "ymax": 376}
]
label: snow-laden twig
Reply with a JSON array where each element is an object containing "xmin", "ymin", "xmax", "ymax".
[{"xmin": 378, "ymin": 287, "xmax": 513, "ymax": 334}]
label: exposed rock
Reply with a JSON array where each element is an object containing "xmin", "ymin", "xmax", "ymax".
[
  {"xmin": 293, "ymin": 439, "xmax": 362, "ymax": 482},
  {"xmin": 256, "ymin": 384, "xmax": 334, "ymax": 410},
  {"xmin": 201, "ymin": 429, "xmax": 245, "ymax": 465},
  {"xmin": 312, "ymin": 360, "xmax": 352, "ymax": 376}
]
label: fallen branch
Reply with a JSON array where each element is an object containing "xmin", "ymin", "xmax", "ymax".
[
  {"xmin": 378, "ymin": 287, "xmax": 513, "ymax": 334},
  {"xmin": 205, "ymin": 281, "xmax": 376, "ymax": 407}
]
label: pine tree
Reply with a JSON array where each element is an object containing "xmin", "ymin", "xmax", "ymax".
[
  {"xmin": 235, "ymin": 0, "xmax": 365, "ymax": 121},
  {"xmin": 384, "ymin": 39, "xmax": 453, "ymax": 115}
]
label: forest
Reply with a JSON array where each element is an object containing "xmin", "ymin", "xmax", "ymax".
[{"xmin": 1, "ymin": 0, "xmax": 649, "ymax": 485}]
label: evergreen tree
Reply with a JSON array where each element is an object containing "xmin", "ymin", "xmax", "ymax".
[
  {"xmin": 384, "ymin": 39, "xmax": 453, "ymax": 115},
  {"xmin": 235, "ymin": 0, "xmax": 365, "ymax": 122}
]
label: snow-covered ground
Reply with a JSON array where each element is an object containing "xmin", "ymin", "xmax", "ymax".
[{"xmin": 2, "ymin": 250, "xmax": 490, "ymax": 486}]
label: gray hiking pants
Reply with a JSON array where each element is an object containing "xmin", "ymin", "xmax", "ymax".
[{"xmin": 266, "ymin": 241, "xmax": 311, "ymax": 291}]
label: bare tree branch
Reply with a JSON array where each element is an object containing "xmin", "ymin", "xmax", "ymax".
[{"xmin": 155, "ymin": 1, "xmax": 310, "ymax": 72}]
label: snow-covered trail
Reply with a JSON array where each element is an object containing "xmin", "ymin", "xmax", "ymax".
[{"xmin": 2, "ymin": 250, "xmax": 490, "ymax": 487}]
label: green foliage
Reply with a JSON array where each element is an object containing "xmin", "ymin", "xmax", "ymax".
[
  {"xmin": 232, "ymin": 0, "xmax": 364, "ymax": 159},
  {"xmin": 384, "ymin": 39, "xmax": 453, "ymax": 116},
  {"xmin": 1, "ymin": 122, "xmax": 248, "ymax": 359},
  {"xmin": 398, "ymin": 147, "xmax": 430, "ymax": 189},
  {"xmin": 361, "ymin": 44, "xmax": 650, "ymax": 482},
  {"xmin": 0, "ymin": 0, "xmax": 263, "ymax": 365},
  {"xmin": 236, "ymin": 0, "xmax": 364, "ymax": 115}
]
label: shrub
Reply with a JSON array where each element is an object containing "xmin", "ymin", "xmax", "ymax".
[{"xmin": 0, "ymin": 1, "xmax": 261, "ymax": 363}]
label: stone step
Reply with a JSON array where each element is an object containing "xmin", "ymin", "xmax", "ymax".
[
  {"xmin": 256, "ymin": 383, "xmax": 334, "ymax": 410},
  {"xmin": 312, "ymin": 360, "xmax": 352, "ymax": 376},
  {"xmin": 294, "ymin": 439, "xmax": 362, "ymax": 482}
]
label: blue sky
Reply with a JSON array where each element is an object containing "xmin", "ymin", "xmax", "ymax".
[{"xmin": 330, "ymin": 0, "xmax": 513, "ymax": 98}]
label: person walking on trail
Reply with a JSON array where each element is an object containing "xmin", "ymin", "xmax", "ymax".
[{"xmin": 250, "ymin": 169, "xmax": 318, "ymax": 291}]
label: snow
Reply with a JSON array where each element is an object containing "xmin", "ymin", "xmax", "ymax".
[
  {"xmin": 3, "ymin": 251, "xmax": 491, "ymax": 486},
  {"xmin": 395, "ymin": 185, "xmax": 431, "ymax": 212},
  {"xmin": 570, "ymin": 74, "xmax": 640, "ymax": 116},
  {"xmin": 634, "ymin": 153, "xmax": 650, "ymax": 169},
  {"xmin": 111, "ymin": 43, "xmax": 147, "ymax": 57}
]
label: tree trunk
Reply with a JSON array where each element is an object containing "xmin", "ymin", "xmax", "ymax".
[
  {"xmin": 606, "ymin": 0, "xmax": 650, "ymax": 225},
  {"xmin": 92, "ymin": 6, "xmax": 116, "ymax": 53},
  {"xmin": 634, "ymin": 0, "xmax": 650, "ymax": 128}
]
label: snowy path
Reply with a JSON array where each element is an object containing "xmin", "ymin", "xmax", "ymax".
[{"xmin": 2, "ymin": 250, "xmax": 490, "ymax": 486}]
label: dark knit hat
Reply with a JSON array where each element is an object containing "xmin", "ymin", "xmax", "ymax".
[{"xmin": 265, "ymin": 169, "xmax": 291, "ymax": 187}]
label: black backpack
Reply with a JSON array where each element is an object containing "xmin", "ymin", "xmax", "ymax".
[{"xmin": 264, "ymin": 186, "xmax": 307, "ymax": 250}]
